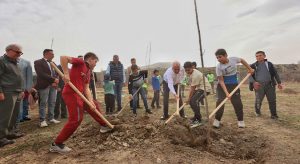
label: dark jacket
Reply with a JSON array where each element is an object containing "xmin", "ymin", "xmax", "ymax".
[
  {"xmin": 0, "ymin": 55, "xmax": 23, "ymax": 93},
  {"xmin": 34, "ymin": 58, "xmax": 57, "ymax": 90},
  {"xmin": 108, "ymin": 61, "xmax": 124, "ymax": 83},
  {"xmin": 128, "ymin": 70, "xmax": 148, "ymax": 94},
  {"xmin": 249, "ymin": 59, "xmax": 281, "ymax": 91}
]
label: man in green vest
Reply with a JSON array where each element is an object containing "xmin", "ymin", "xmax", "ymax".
[{"xmin": 207, "ymin": 72, "xmax": 215, "ymax": 94}]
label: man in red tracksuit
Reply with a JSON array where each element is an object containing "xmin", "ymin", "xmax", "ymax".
[{"xmin": 50, "ymin": 52, "xmax": 112, "ymax": 154}]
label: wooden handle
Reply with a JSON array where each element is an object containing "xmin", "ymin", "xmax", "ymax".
[
  {"xmin": 176, "ymin": 85, "xmax": 180, "ymax": 115},
  {"xmin": 165, "ymin": 103, "xmax": 186, "ymax": 124},
  {"xmin": 50, "ymin": 62, "xmax": 114, "ymax": 129},
  {"xmin": 209, "ymin": 73, "xmax": 251, "ymax": 119},
  {"xmin": 115, "ymin": 86, "xmax": 142, "ymax": 117}
]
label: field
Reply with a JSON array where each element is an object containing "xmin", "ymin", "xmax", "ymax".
[{"xmin": 0, "ymin": 83, "xmax": 300, "ymax": 164}]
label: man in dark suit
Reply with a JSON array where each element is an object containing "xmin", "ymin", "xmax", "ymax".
[{"xmin": 34, "ymin": 49, "xmax": 60, "ymax": 127}]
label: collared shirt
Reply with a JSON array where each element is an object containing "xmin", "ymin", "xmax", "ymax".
[{"xmin": 163, "ymin": 66, "xmax": 185, "ymax": 95}]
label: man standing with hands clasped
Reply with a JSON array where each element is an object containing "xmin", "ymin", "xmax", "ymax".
[{"xmin": 249, "ymin": 51, "xmax": 283, "ymax": 119}]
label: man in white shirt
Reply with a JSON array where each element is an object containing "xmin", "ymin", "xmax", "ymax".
[{"xmin": 161, "ymin": 61, "xmax": 185, "ymax": 120}]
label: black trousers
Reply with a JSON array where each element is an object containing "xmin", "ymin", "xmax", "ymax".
[
  {"xmin": 254, "ymin": 82, "xmax": 277, "ymax": 116},
  {"xmin": 190, "ymin": 90, "xmax": 209, "ymax": 121},
  {"xmin": 215, "ymin": 84, "xmax": 243, "ymax": 121},
  {"xmin": 163, "ymin": 81, "xmax": 185, "ymax": 117},
  {"xmin": 151, "ymin": 90, "xmax": 160, "ymax": 107},
  {"xmin": 129, "ymin": 88, "xmax": 140, "ymax": 108},
  {"xmin": 54, "ymin": 91, "xmax": 67, "ymax": 119},
  {"xmin": 105, "ymin": 94, "xmax": 115, "ymax": 113}
]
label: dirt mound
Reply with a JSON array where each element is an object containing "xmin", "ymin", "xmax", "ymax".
[{"xmin": 67, "ymin": 115, "xmax": 268, "ymax": 163}]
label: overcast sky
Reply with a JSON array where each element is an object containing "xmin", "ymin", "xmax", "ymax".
[{"xmin": 1, "ymin": 0, "xmax": 299, "ymax": 71}]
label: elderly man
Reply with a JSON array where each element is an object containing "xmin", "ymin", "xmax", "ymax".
[
  {"xmin": 0, "ymin": 44, "xmax": 24, "ymax": 147},
  {"xmin": 106, "ymin": 55, "xmax": 126, "ymax": 111},
  {"xmin": 34, "ymin": 49, "xmax": 60, "ymax": 128},
  {"xmin": 161, "ymin": 61, "xmax": 186, "ymax": 120}
]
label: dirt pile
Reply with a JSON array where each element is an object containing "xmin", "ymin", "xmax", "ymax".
[{"xmin": 67, "ymin": 115, "xmax": 268, "ymax": 163}]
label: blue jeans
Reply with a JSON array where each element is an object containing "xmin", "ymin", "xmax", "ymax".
[
  {"xmin": 114, "ymin": 82, "xmax": 123, "ymax": 110},
  {"xmin": 132, "ymin": 87, "xmax": 149, "ymax": 114},
  {"xmin": 38, "ymin": 86, "xmax": 57, "ymax": 121},
  {"xmin": 17, "ymin": 98, "xmax": 29, "ymax": 122}
]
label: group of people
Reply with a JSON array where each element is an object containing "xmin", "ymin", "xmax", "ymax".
[{"xmin": 0, "ymin": 43, "xmax": 282, "ymax": 154}]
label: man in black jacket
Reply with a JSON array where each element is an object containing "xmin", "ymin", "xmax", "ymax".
[{"xmin": 249, "ymin": 51, "xmax": 283, "ymax": 119}]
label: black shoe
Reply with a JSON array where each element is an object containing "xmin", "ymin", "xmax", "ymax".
[
  {"xmin": 146, "ymin": 110, "xmax": 153, "ymax": 114},
  {"xmin": 160, "ymin": 115, "xmax": 169, "ymax": 120},
  {"xmin": 6, "ymin": 132, "xmax": 25, "ymax": 140},
  {"xmin": 0, "ymin": 138, "xmax": 15, "ymax": 147},
  {"xmin": 271, "ymin": 115, "xmax": 279, "ymax": 119},
  {"xmin": 23, "ymin": 117, "xmax": 32, "ymax": 121}
]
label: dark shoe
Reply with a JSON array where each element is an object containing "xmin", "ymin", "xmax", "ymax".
[
  {"xmin": 146, "ymin": 110, "xmax": 153, "ymax": 114},
  {"xmin": 0, "ymin": 138, "xmax": 15, "ymax": 147},
  {"xmin": 160, "ymin": 115, "xmax": 169, "ymax": 120},
  {"xmin": 151, "ymin": 105, "xmax": 155, "ymax": 108},
  {"xmin": 23, "ymin": 117, "xmax": 32, "ymax": 121},
  {"xmin": 19, "ymin": 120, "xmax": 24, "ymax": 123},
  {"xmin": 271, "ymin": 115, "xmax": 279, "ymax": 119},
  {"xmin": 137, "ymin": 106, "xmax": 142, "ymax": 109},
  {"xmin": 6, "ymin": 132, "xmax": 25, "ymax": 140},
  {"xmin": 157, "ymin": 106, "xmax": 162, "ymax": 109}
]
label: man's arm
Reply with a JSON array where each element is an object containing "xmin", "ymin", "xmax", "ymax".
[
  {"xmin": 240, "ymin": 58, "xmax": 254, "ymax": 74},
  {"xmin": 123, "ymin": 68, "xmax": 126, "ymax": 84},
  {"xmin": 218, "ymin": 76, "xmax": 230, "ymax": 98},
  {"xmin": 84, "ymin": 83, "xmax": 96, "ymax": 109},
  {"xmin": 60, "ymin": 56, "xmax": 73, "ymax": 83},
  {"xmin": 166, "ymin": 72, "xmax": 177, "ymax": 97},
  {"xmin": 25, "ymin": 61, "xmax": 33, "ymax": 91},
  {"xmin": 105, "ymin": 65, "xmax": 110, "ymax": 75}
]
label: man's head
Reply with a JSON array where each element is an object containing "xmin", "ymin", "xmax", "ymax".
[
  {"xmin": 131, "ymin": 64, "xmax": 139, "ymax": 74},
  {"xmin": 5, "ymin": 44, "xmax": 23, "ymax": 60},
  {"xmin": 43, "ymin": 49, "xmax": 54, "ymax": 61},
  {"xmin": 84, "ymin": 52, "xmax": 98, "ymax": 70},
  {"xmin": 255, "ymin": 51, "xmax": 266, "ymax": 62},
  {"xmin": 172, "ymin": 61, "xmax": 181, "ymax": 74},
  {"xmin": 113, "ymin": 55, "xmax": 119, "ymax": 63},
  {"xmin": 215, "ymin": 49, "xmax": 228, "ymax": 64},
  {"xmin": 130, "ymin": 58, "xmax": 136, "ymax": 65},
  {"xmin": 78, "ymin": 55, "xmax": 83, "ymax": 59},
  {"xmin": 191, "ymin": 62, "xmax": 197, "ymax": 69},
  {"xmin": 153, "ymin": 69, "xmax": 159, "ymax": 76},
  {"xmin": 183, "ymin": 61, "xmax": 194, "ymax": 75}
]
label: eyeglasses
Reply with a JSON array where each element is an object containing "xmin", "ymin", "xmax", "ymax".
[{"xmin": 11, "ymin": 49, "xmax": 23, "ymax": 55}]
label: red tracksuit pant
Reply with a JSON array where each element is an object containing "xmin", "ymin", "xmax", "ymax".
[{"xmin": 55, "ymin": 93, "xmax": 106, "ymax": 144}]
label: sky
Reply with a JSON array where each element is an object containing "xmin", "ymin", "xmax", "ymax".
[{"xmin": 1, "ymin": 0, "xmax": 300, "ymax": 71}]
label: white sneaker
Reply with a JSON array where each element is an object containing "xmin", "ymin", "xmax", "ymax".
[
  {"xmin": 49, "ymin": 143, "xmax": 72, "ymax": 154},
  {"xmin": 213, "ymin": 119, "xmax": 220, "ymax": 128},
  {"xmin": 40, "ymin": 121, "xmax": 48, "ymax": 128},
  {"xmin": 49, "ymin": 119, "xmax": 61, "ymax": 124},
  {"xmin": 238, "ymin": 121, "xmax": 245, "ymax": 128},
  {"xmin": 100, "ymin": 126, "xmax": 113, "ymax": 133}
]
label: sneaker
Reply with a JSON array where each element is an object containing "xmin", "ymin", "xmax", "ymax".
[
  {"xmin": 49, "ymin": 143, "xmax": 72, "ymax": 154},
  {"xmin": 100, "ymin": 126, "xmax": 113, "ymax": 133},
  {"xmin": 40, "ymin": 121, "xmax": 48, "ymax": 128},
  {"xmin": 190, "ymin": 120, "xmax": 203, "ymax": 128},
  {"xmin": 238, "ymin": 121, "xmax": 245, "ymax": 128},
  {"xmin": 146, "ymin": 110, "xmax": 153, "ymax": 114},
  {"xmin": 49, "ymin": 119, "xmax": 61, "ymax": 124},
  {"xmin": 213, "ymin": 119, "xmax": 220, "ymax": 128},
  {"xmin": 271, "ymin": 115, "xmax": 279, "ymax": 120}
]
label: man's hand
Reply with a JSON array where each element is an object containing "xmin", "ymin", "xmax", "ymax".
[
  {"xmin": 57, "ymin": 88, "xmax": 62, "ymax": 92},
  {"xmin": 248, "ymin": 68, "xmax": 255, "ymax": 75},
  {"xmin": 185, "ymin": 99, "xmax": 190, "ymax": 105},
  {"xmin": 54, "ymin": 78, "xmax": 59, "ymax": 84},
  {"xmin": 253, "ymin": 82, "xmax": 261, "ymax": 90},
  {"xmin": 129, "ymin": 94, "xmax": 133, "ymax": 100},
  {"xmin": 278, "ymin": 84, "xmax": 283, "ymax": 90},
  {"xmin": 63, "ymin": 74, "xmax": 70, "ymax": 83},
  {"xmin": 174, "ymin": 94, "xmax": 179, "ymax": 100},
  {"xmin": 0, "ymin": 93, "xmax": 5, "ymax": 101},
  {"xmin": 226, "ymin": 92, "xmax": 231, "ymax": 100},
  {"xmin": 89, "ymin": 100, "xmax": 96, "ymax": 110},
  {"xmin": 123, "ymin": 83, "xmax": 126, "ymax": 87}
]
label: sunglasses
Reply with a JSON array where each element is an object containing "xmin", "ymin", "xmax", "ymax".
[{"xmin": 11, "ymin": 49, "xmax": 23, "ymax": 55}]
